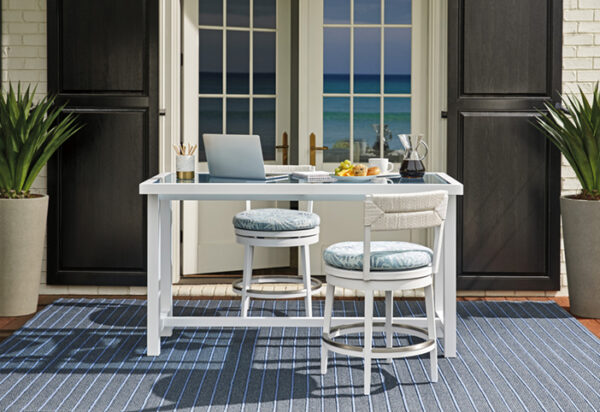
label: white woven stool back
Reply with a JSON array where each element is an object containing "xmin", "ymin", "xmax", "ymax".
[{"xmin": 364, "ymin": 191, "xmax": 448, "ymax": 231}]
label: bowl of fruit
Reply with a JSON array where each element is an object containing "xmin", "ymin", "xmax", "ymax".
[{"xmin": 332, "ymin": 160, "xmax": 381, "ymax": 182}]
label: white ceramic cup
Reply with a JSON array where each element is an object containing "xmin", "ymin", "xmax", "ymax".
[{"xmin": 368, "ymin": 158, "xmax": 394, "ymax": 173}]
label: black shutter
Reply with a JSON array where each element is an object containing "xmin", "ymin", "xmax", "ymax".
[
  {"xmin": 47, "ymin": 0, "xmax": 158, "ymax": 285},
  {"xmin": 448, "ymin": 0, "xmax": 562, "ymax": 290}
]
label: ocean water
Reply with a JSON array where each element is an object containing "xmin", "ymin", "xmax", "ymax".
[
  {"xmin": 324, "ymin": 74, "xmax": 411, "ymax": 162},
  {"xmin": 197, "ymin": 73, "xmax": 411, "ymax": 162}
]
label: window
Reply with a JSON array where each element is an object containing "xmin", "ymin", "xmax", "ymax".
[
  {"xmin": 322, "ymin": 0, "xmax": 412, "ymax": 163},
  {"xmin": 192, "ymin": 0, "xmax": 280, "ymax": 161}
]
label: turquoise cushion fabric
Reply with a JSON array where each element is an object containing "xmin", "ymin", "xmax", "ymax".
[
  {"xmin": 323, "ymin": 241, "xmax": 432, "ymax": 271},
  {"xmin": 233, "ymin": 208, "xmax": 320, "ymax": 232}
]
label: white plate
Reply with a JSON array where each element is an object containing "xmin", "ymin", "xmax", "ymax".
[{"xmin": 331, "ymin": 174, "xmax": 378, "ymax": 182}]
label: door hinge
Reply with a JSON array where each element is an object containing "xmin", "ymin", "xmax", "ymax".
[{"xmin": 441, "ymin": 111, "xmax": 448, "ymax": 119}]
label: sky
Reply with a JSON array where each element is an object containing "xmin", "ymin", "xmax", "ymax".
[
  {"xmin": 324, "ymin": 0, "xmax": 412, "ymax": 76},
  {"xmin": 198, "ymin": 0, "xmax": 412, "ymax": 76},
  {"xmin": 324, "ymin": 28, "xmax": 411, "ymax": 76}
]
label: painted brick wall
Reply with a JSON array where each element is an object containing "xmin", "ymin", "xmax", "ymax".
[
  {"xmin": 1, "ymin": 0, "xmax": 51, "ymax": 289},
  {"xmin": 553, "ymin": 0, "xmax": 600, "ymax": 298},
  {"xmin": 1, "ymin": 1, "xmax": 597, "ymax": 296}
]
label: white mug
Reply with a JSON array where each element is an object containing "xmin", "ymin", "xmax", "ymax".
[{"xmin": 368, "ymin": 158, "xmax": 394, "ymax": 173}]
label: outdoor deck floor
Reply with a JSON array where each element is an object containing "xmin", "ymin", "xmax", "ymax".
[{"xmin": 1, "ymin": 295, "xmax": 599, "ymax": 342}]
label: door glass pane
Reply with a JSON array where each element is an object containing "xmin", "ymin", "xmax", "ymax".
[
  {"xmin": 385, "ymin": 28, "xmax": 411, "ymax": 93},
  {"xmin": 254, "ymin": 0, "xmax": 276, "ymax": 28},
  {"xmin": 354, "ymin": 28, "xmax": 380, "ymax": 94},
  {"xmin": 199, "ymin": 0, "xmax": 223, "ymax": 26},
  {"xmin": 384, "ymin": 97, "xmax": 411, "ymax": 162},
  {"xmin": 226, "ymin": 98, "xmax": 249, "ymax": 134},
  {"xmin": 227, "ymin": 31, "xmax": 249, "ymax": 94},
  {"xmin": 323, "ymin": 97, "xmax": 350, "ymax": 162},
  {"xmin": 199, "ymin": 30, "xmax": 222, "ymax": 94},
  {"xmin": 198, "ymin": 98, "xmax": 223, "ymax": 161},
  {"xmin": 353, "ymin": 97, "xmax": 380, "ymax": 162},
  {"xmin": 253, "ymin": 98, "xmax": 276, "ymax": 160},
  {"xmin": 385, "ymin": 0, "xmax": 411, "ymax": 24},
  {"xmin": 254, "ymin": 32, "xmax": 276, "ymax": 94},
  {"xmin": 324, "ymin": 28, "xmax": 350, "ymax": 93},
  {"xmin": 354, "ymin": 0, "xmax": 380, "ymax": 24},
  {"xmin": 227, "ymin": 0, "xmax": 250, "ymax": 27},
  {"xmin": 324, "ymin": 0, "xmax": 350, "ymax": 24}
]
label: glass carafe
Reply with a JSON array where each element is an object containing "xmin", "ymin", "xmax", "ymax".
[{"xmin": 398, "ymin": 134, "xmax": 428, "ymax": 178}]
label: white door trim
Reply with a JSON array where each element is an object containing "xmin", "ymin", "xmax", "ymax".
[
  {"xmin": 298, "ymin": 0, "xmax": 323, "ymax": 166},
  {"xmin": 181, "ymin": 0, "xmax": 199, "ymax": 275},
  {"xmin": 159, "ymin": 0, "xmax": 182, "ymax": 283},
  {"xmin": 427, "ymin": 0, "xmax": 447, "ymax": 174}
]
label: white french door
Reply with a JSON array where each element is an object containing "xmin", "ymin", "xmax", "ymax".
[
  {"xmin": 300, "ymin": 0, "xmax": 429, "ymax": 276},
  {"xmin": 179, "ymin": 0, "xmax": 434, "ymax": 276},
  {"xmin": 182, "ymin": 0, "xmax": 291, "ymax": 274}
]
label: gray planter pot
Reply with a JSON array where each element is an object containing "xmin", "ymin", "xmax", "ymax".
[
  {"xmin": 0, "ymin": 195, "xmax": 48, "ymax": 316},
  {"xmin": 561, "ymin": 196, "xmax": 600, "ymax": 318}
]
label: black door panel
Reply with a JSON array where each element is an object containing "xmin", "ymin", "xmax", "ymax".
[
  {"xmin": 448, "ymin": 0, "xmax": 562, "ymax": 290},
  {"xmin": 47, "ymin": 0, "xmax": 158, "ymax": 285}
]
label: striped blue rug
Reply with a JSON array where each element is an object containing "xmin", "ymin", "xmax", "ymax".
[{"xmin": 0, "ymin": 299, "xmax": 599, "ymax": 411}]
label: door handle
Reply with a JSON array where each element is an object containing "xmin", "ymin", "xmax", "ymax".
[
  {"xmin": 276, "ymin": 132, "xmax": 289, "ymax": 165},
  {"xmin": 309, "ymin": 132, "xmax": 328, "ymax": 166}
]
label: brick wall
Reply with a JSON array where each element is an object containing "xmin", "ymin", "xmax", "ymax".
[
  {"xmin": 1, "ymin": 0, "xmax": 51, "ymax": 289},
  {"xmin": 1, "ymin": 1, "xmax": 597, "ymax": 296},
  {"xmin": 553, "ymin": 0, "xmax": 600, "ymax": 298}
]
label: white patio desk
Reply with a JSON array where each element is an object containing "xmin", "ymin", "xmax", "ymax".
[{"xmin": 140, "ymin": 172, "xmax": 463, "ymax": 357}]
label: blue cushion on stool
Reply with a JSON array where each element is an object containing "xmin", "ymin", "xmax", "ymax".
[
  {"xmin": 233, "ymin": 208, "xmax": 320, "ymax": 232},
  {"xmin": 323, "ymin": 241, "xmax": 432, "ymax": 271}
]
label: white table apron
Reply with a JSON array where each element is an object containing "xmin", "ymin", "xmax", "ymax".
[{"xmin": 140, "ymin": 173, "xmax": 463, "ymax": 357}]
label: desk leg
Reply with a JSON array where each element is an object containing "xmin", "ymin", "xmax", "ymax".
[
  {"xmin": 443, "ymin": 195, "xmax": 457, "ymax": 357},
  {"xmin": 160, "ymin": 199, "xmax": 173, "ymax": 337},
  {"xmin": 147, "ymin": 195, "xmax": 161, "ymax": 356}
]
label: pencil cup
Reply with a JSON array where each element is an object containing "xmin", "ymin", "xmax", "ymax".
[{"xmin": 176, "ymin": 155, "xmax": 195, "ymax": 180}]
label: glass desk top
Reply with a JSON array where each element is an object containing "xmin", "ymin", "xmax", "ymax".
[{"xmin": 156, "ymin": 172, "xmax": 450, "ymax": 185}]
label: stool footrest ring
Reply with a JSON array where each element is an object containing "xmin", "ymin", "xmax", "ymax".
[
  {"xmin": 322, "ymin": 322, "xmax": 435, "ymax": 359},
  {"xmin": 232, "ymin": 275, "xmax": 322, "ymax": 299}
]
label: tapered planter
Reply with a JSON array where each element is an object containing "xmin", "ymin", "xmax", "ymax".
[
  {"xmin": 0, "ymin": 195, "xmax": 48, "ymax": 316},
  {"xmin": 561, "ymin": 197, "xmax": 600, "ymax": 318}
]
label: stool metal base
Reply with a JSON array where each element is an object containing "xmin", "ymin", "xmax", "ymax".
[
  {"xmin": 322, "ymin": 321, "xmax": 435, "ymax": 359},
  {"xmin": 232, "ymin": 275, "xmax": 322, "ymax": 299}
]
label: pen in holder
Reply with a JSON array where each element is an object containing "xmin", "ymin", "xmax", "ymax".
[{"xmin": 174, "ymin": 143, "xmax": 197, "ymax": 180}]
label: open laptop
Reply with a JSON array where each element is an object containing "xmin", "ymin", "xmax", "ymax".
[{"xmin": 203, "ymin": 134, "xmax": 288, "ymax": 180}]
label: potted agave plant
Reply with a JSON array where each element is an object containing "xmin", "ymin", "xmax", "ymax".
[
  {"xmin": 0, "ymin": 84, "xmax": 82, "ymax": 316},
  {"xmin": 536, "ymin": 85, "xmax": 600, "ymax": 318}
]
